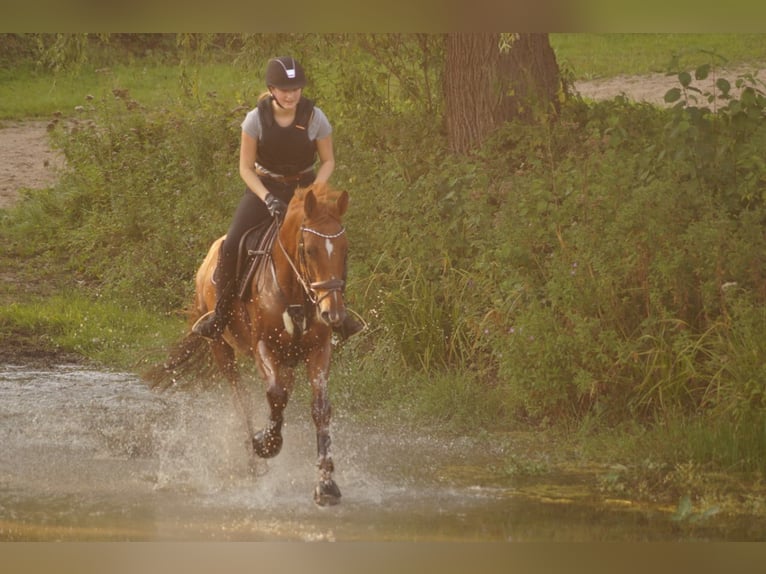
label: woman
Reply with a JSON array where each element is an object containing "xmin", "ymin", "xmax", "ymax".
[{"xmin": 193, "ymin": 56, "xmax": 362, "ymax": 340}]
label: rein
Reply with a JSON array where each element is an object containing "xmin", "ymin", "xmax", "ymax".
[{"xmin": 276, "ymin": 219, "xmax": 346, "ymax": 306}]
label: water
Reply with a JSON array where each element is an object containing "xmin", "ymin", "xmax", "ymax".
[{"xmin": 0, "ymin": 364, "xmax": 761, "ymax": 541}]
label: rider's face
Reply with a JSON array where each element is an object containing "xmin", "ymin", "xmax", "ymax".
[{"xmin": 270, "ymin": 87, "xmax": 302, "ymax": 110}]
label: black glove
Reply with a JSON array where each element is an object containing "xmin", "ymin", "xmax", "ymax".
[{"xmin": 265, "ymin": 193, "xmax": 287, "ymax": 219}]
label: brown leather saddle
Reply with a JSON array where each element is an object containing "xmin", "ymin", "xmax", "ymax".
[{"xmin": 212, "ymin": 219, "xmax": 279, "ymax": 301}]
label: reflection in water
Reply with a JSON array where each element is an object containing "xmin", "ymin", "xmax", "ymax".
[{"xmin": 0, "ymin": 364, "xmax": 761, "ymax": 541}]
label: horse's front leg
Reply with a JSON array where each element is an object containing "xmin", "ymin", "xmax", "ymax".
[
  {"xmin": 308, "ymin": 340, "xmax": 341, "ymax": 506},
  {"xmin": 252, "ymin": 340, "xmax": 293, "ymax": 459}
]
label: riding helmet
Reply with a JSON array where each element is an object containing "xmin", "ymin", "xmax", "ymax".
[{"xmin": 265, "ymin": 56, "xmax": 307, "ymax": 90}]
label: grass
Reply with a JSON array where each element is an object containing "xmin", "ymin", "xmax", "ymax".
[
  {"xmin": 3, "ymin": 34, "xmax": 766, "ymax": 121},
  {"xmin": 0, "ymin": 293, "xmax": 186, "ymax": 369},
  {"xmin": 0, "ymin": 61, "xmax": 255, "ymax": 121},
  {"xmin": 550, "ymin": 33, "xmax": 766, "ymax": 80}
]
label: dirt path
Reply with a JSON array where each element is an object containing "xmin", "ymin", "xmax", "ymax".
[
  {"xmin": 574, "ymin": 63, "xmax": 764, "ymax": 106},
  {"xmin": 0, "ymin": 120, "xmax": 65, "ymax": 209}
]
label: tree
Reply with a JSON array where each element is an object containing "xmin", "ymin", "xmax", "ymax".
[{"xmin": 443, "ymin": 33, "xmax": 562, "ymax": 154}]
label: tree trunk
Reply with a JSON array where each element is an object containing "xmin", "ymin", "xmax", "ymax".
[
  {"xmin": 500, "ymin": 34, "xmax": 561, "ymax": 122},
  {"xmin": 444, "ymin": 33, "xmax": 561, "ymax": 154}
]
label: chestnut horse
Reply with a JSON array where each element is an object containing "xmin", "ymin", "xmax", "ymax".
[{"xmin": 156, "ymin": 184, "xmax": 349, "ymax": 506}]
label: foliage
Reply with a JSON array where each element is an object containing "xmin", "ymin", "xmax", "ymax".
[
  {"xmin": 335, "ymin": 58, "xmax": 766, "ymax": 473},
  {"xmin": 662, "ymin": 62, "xmax": 766, "ymax": 213},
  {"xmin": 2, "ymin": 35, "xmax": 766, "ymax": 474},
  {"xmin": 36, "ymin": 87, "xmax": 243, "ymax": 311}
]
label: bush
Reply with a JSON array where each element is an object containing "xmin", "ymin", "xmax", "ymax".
[{"xmin": 39, "ymin": 85, "xmax": 243, "ymax": 310}]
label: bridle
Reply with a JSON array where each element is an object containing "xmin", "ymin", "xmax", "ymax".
[{"xmin": 277, "ymin": 219, "xmax": 346, "ymax": 306}]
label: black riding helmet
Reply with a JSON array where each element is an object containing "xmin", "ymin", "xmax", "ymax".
[{"xmin": 265, "ymin": 56, "xmax": 307, "ymax": 90}]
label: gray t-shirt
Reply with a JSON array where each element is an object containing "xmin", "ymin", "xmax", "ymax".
[{"xmin": 241, "ymin": 103, "xmax": 332, "ymax": 142}]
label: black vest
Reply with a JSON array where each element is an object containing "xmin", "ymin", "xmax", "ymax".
[{"xmin": 256, "ymin": 96, "xmax": 316, "ymax": 176}]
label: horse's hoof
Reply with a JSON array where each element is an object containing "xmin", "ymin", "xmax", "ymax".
[
  {"xmin": 252, "ymin": 429, "xmax": 283, "ymax": 458},
  {"xmin": 314, "ymin": 479, "xmax": 342, "ymax": 506}
]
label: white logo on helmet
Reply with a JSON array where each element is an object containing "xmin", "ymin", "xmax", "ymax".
[{"xmin": 275, "ymin": 58, "xmax": 297, "ymax": 80}]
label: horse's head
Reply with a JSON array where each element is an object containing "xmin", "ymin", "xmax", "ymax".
[{"xmin": 286, "ymin": 185, "xmax": 350, "ymax": 328}]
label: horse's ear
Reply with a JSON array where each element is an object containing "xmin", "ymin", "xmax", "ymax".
[
  {"xmin": 336, "ymin": 190, "xmax": 349, "ymax": 217},
  {"xmin": 304, "ymin": 189, "xmax": 317, "ymax": 217}
]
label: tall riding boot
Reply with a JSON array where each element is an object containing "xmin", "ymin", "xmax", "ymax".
[
  {"xmin": 192, "ymin": 255, "xmax": 237, "ymax": 340},
  {"xmin": 334, "ymin": 310, "xmax": 366, "ymax": 340}
]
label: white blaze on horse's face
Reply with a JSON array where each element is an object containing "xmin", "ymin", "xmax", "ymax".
[
  {"xmin": 302, "ymin": 229, "xmax": 347, "ymax": 328},
  {"xmin": 299, "ymin": 188, "xmax": 351, "ymax": 329}
]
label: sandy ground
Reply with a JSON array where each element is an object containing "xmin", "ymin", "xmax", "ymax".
[
  {"xmin": 0, "ymin": 64, "xmax": 763, "ymax": 209},
  {"xmin": 0, "ymin": 120, "xmax": 65, "ymax": 209},
  {"xmin": 574, "ymin": 63, "xmax": 764, "ymax": 106}
]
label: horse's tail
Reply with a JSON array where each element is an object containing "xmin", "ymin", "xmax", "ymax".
[
  {"xmin": 142, "ymin": 330, "xmax": 215, "ymax": 390},
  {"xmin": 143, "ymin": 238, "xmax": 223, "ymax": 390}
]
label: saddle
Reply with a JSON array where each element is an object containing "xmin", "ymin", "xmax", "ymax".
[
  {"xmin": 213, "ymin": 219, "xmax": 308, "ymax": 340},
  {"xmin": 212, "ymin": 219, "xmax": 279, "ymax": 301}
]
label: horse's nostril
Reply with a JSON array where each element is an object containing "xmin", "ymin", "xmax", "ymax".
[{"xmin": 320, "ymin": 309, "xmax": 344, "ymax": 326}]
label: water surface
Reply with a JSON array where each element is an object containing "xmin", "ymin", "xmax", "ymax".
[{"xmin": 0, "ymin": 364, "xmax": 760, "ymax": 541}]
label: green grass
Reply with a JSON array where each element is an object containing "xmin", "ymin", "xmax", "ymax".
[
  {"xmin": 4, "ymin": 34, "xmax": 766, "ymax": 121},
  {"xmin": 0, "ymin": 61, "xmax": 254, "ymax": 120},
  {"xmin": 0, "ymin": 293, "xmax": 186, "ymax": 368},
  {"xmin": 550, "ymin": 33, "xmax": 766, "ymax": 80}
]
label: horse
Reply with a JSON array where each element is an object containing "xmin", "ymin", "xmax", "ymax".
[{"xmin": 151, "ymin": 184, "xmax": 349, "ymax": 506}]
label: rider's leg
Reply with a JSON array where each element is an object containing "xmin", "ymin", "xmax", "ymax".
[
  {"xmin": 192, "ymin": 247, "xmax": 238, "ymax": 340},
  {"xmin": 193, "ymin": 189, "xmax": 269, "ymax": 340}
]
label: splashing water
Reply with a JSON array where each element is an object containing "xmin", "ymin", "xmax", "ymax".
[{"xmin": 0, "ymin": 364, "xmax": 759, "ymax": 541}]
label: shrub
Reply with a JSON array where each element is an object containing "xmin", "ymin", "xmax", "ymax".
[{"xmin": 42, "ymin": 85, "xmax": 243, "ymax": 310}]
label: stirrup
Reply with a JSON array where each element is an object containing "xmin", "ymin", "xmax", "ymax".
[{"xmin": 192, "ymin": 310, "xmax": 222, "ymax": 340}]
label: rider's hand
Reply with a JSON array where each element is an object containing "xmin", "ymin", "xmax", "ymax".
[
  {"xmin": 312, "ymin": 181, "xmax": 328, "ymax": 196},
  {"xmin": 265, "ymin": 193, "xmax": 287, "ymax": 219}
]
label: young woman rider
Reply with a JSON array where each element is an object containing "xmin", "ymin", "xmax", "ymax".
[{"xmin": 193, "ymin": 56, "xmax": 363, "ymax": 340}]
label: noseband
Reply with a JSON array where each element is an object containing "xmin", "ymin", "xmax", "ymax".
[{"xmin": 278, "ymin": 221, "xmax": 346, "ymax": 306}]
